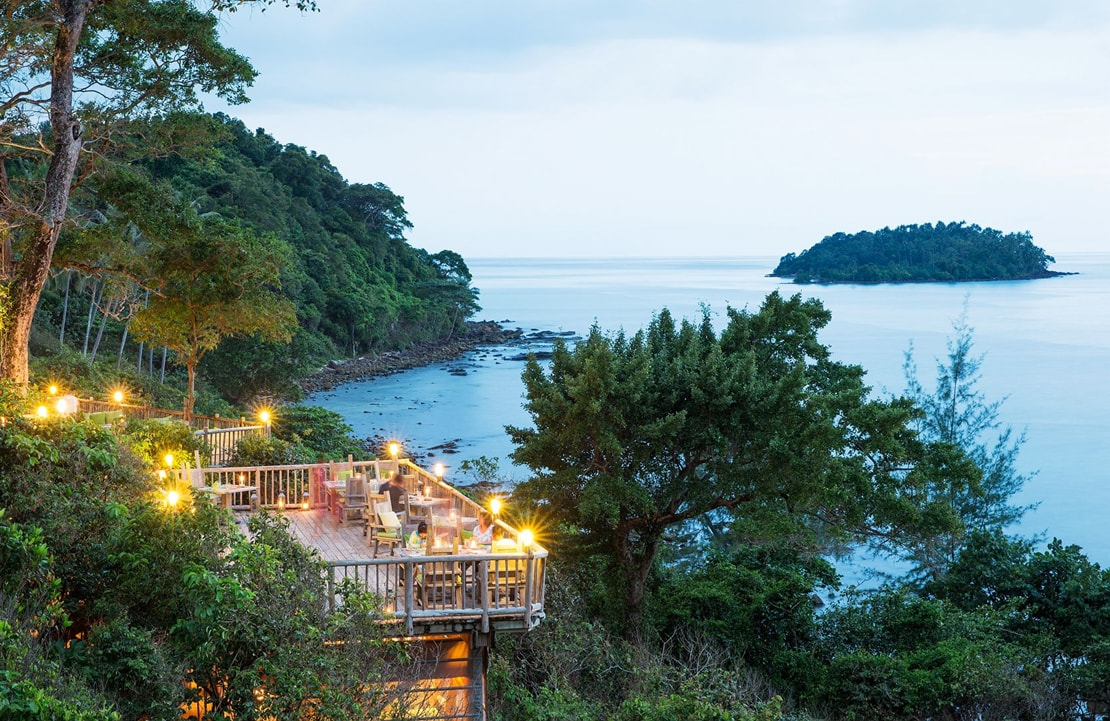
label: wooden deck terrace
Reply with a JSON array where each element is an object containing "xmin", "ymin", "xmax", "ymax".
[{"xmin": 184, "ymin": 458, "xmax": 547, "ymax": 637}]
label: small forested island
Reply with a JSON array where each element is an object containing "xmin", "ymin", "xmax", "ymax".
[{"xmin": 772, "ymin": 221, "xmax": 1065, "ymax": 283}]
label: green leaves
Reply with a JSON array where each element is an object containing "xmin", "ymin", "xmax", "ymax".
[
  {"xmin": 510, "ymin": 293, "xmax": 926, "ymax": 642},
  {"xmin": 773, "ymin": 221, "xmax": 1058, "ymax": 283}
]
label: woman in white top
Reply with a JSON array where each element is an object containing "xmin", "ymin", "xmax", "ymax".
[{"xmin": 473, "ymin": 510, "xmax": 495, "ymax": 544}]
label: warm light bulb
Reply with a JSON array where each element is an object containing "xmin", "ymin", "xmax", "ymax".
[
  {"xmin": 520, "ymin": 529, "xmax": 534, "ymax": 548},
  {"xmin": 259, "ymin": 409, "xmax": 271, "ymax": 424},
  {"xmin": 36, "ymin": 405, "xmax": 48, "ymax": 418},
  {"xmin": 434, "ymin": 463, "xmax": 444, "ymax": 478},
  {"xmin": 112, "ymin": 390, "xmax": 124, "ymax": 403},
  {"xmin": 388, "ymin": 442, "xmax": 399, "ymax": 458},
  {"xmin": 166, "ymin": 490, "xmax": 180, "ymax": 507},
  {"xmin": 165, "ymin": 453, "xmax": 174, "ymax": 468},
  {"xmin": 48, "ymin": 385, "xmax": 58, "ymax": 395},
  {"xmin": 301, "ymin": 490, "xmax": 310, "ymax": 510},
  {"xmin": 490, "ymin": 498, "xmax": 502, "ymax": 515}
]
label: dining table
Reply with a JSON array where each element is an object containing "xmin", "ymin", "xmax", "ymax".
[
  {"xmin": 404, "ymin": 493, "xmax": 450, "ymax": 524},
  {"xmin": 200, "ymin": 483, "xmax": 258, "ymax": 510}
]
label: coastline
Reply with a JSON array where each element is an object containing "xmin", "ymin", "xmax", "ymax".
[{"xmin": 299, "ymin": 321, "xmax": 522, "ymax": 394}]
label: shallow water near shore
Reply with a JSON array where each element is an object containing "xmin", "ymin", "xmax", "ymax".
[{"xmin": 309, "ymin": 253, "xmax": 1110, "ymax": 573}]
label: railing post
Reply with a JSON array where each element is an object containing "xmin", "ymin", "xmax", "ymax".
[
  {"xmin": 524, "ymin": 552, "xmax": 535, "ymax": 628},
  {"xmin": 404, "ymin": 562, "xmax": 416, "ymax": 637},
  {"xmin": 479, "ymin": 559, "xmax": 490, "ymax": 635},
  {"xmin": 326, "ymin": 565, "xmax": 336, "ymax": 614}
]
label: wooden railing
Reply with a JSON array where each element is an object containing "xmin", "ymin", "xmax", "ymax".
[
  {"xmin": 326, "ymin": 550, "xmax": 547, "ymax": 636},
  {"xmin": 181, "ymin": 458, "xmax": 475, "ymax": 512},
  {"xmin": 78, "ymin": 399, "xmax": 248, "ymax": 429},
  {"xmin": 194, "ymin": 426, "xmax": 266, "ymax": 467},
  {"xmin": 175, "ymin": 457, "xmax": 548, "ymax": 635},
  {"xmin": 79, "ymin": 399, "xmax": 266, "ymax": 466}
]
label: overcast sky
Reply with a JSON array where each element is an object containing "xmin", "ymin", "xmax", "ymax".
[{"xmin": 207, "ymin": 1, "xmax": 1110, "ymax": 259}]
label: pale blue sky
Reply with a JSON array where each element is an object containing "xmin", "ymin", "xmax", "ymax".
[{"xmin": 209, "ymin": 1, "xmax": 1110, "ymax": 259}]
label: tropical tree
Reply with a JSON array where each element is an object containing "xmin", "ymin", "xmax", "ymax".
[
  {"xmin": 130, "ymin": 213, "xmax": 296, "ymax": 419},
  {"xmin": 0, "ymin": 0, "xmax": 313, "ymax": 390},
  {"xmin": 508, "ymin": 293, "xmax": 951, "ymax": 644},
  {"xmin": 898, "ymin": 309, "xmax": 1035, "ymax": 580}
]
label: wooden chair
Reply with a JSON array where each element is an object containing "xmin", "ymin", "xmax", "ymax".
[
  {"xmin": 336, "ymin": 475, "xmax": 367, "ymax": 524},
  {"xmin": 487, "ymin": 551, "xmax": 524, "ymax": 607},
  {"xmin": 364, "ymin": 494, "xmax": 404, "ymax": 556},
  {"xmin": 416, "ymin": 560, "xmax": 462, "ymax": 609}
]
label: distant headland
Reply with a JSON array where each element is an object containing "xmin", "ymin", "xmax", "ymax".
[{"xmin": 771, "ymin": 221, "xmax": 1069, "ymax": 283}]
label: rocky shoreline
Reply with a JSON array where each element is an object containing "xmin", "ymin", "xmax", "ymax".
[{"xmin": 298, "ymin": 321, "xmax": 523, "ymax": 394}]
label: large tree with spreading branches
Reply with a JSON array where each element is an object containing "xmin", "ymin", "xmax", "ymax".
[
  {"xmin": 0, "ymin": 0, "xmax": 313, "ymax": 390},
  {"xmin": 509, "ymin": 293, "xmax": 965, "ymax": 644}
]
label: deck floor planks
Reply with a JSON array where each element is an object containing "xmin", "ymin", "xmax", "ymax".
[{"xmin": 261, "ymin": 508, "xmax": 375, "ymax": 562}]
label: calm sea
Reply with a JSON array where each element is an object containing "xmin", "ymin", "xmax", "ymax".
[{"xmin": 309, "ymin": 253, "xmax": 1110, "ymax": 567}]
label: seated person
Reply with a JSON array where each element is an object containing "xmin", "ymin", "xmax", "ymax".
[
  {"xmin": 473, "ymin": 510, "xmax": 495, "ymax": 545},
  {"xmin": 407, "ymin": 521, "xmax": 428, "ymax": 551},
  {"xmin": 378, "ymin": 472, "xmax": 406, "ymax": 513}
]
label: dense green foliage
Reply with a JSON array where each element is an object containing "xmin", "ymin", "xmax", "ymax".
[
  {"xmin": 491, "ymin": 303, "xmax": 1110, "ymax": 720},
  {"xmin": 142, "ymin": 113, "xmax": 480, "ymax": 358},
  {"xmin": 773, "ymin": 222, "xmax": 1059, "ymax": 283},
  {"xmin": 6, "ymin": 293, "xmax": 1110, "ymax": 719},
  {"xmin": 25, "ymin": 112, "xmax": 480, "ymax": 407},
  {"xmin": 0, "ymin": 0, "xmax": 320, "ymax": 387},
  {"xmin": 509, "ymin": 293, "xmax": 977, "ymax": 645},
  {"xmin": 0, "ymin": 385, "xmax": 416, "ymax": 719}
]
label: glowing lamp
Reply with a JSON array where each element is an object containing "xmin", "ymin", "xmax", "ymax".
[
  {"xmin": 112, "ymin": 390, "xmax": 124, "ymax": 404},
  {"xmin": 302, "ymin": 490, "xmax": 310, "ymax": 510},
  {"xmin": 434, "ymin": 463, "xmax": 444, "ymax": 478},
  {"xmin": 55, "ymin": 395, "xmax": 78, "ymax": 415},
  {"xmin": 259, "ymin": 409, "xmax": 271, "ymax": 424},
  {"xmin": 48, "ymin": 385, "xmax": 58, "ymax": 395},
  {"xmin": 36, "ymin": 405, "xmax": 48, "ymax": 418},
  {"xmin": 277, "ymin": 492, "xmax": 286, "ymax": 511},
  {"xmin": 489, "ymin": 497, "xmax": 502, "ymax": 516},
  {"xmin": 520, "ymin": 529, "xmax": 535, "ymax": 549},
  {"xmin": 164, "ymin": 453, "xmax": 174, "ymax": 468},
  {"xmin": 166, "ymin": 490, "xmax": 180, "ymax": 508},
  {"xmin": 388, "ymin": 442, "xmax": 400, "ymax": 459}
]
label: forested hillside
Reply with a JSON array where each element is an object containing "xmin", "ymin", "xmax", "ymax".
[
  {"xmin": 773, "ymin": 221, "xmax": 1061, "ymax": 283},
  {"xmin": 31, "ymin": 113, "xmax": 478, "ymax": 404}
]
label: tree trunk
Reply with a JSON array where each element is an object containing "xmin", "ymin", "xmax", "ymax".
[
  {"xmin": 615, "ymin": 526, "xmax": 662, "ymax": 647},
  {"xmin": 135, "ymin": 290, "xmax": 148, "ymax": 372},
  {"xmin": 184, "ymin": 359, "xmax": 197, "ymax": 421},
  {"xmin": 0, "ymin": 0, "xmax": 88, "ymax": 389},
  {"xmin": 82, "ymin": 283, "xmax": 94, "ymax": 355},
  {"xmin": 88, "ymin": 297, "xmax": 112, "ymax": 363},
  {"xmin": 116, "ymin": 322, "xmax": 129, "ymax": 368},
  {"xmin": 59, "ymin": 272, "xmax": 71, "ymax": 345},
  {"xmin": 159, "ymin": 346, "xmax": 166, "ymax": 382}
]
